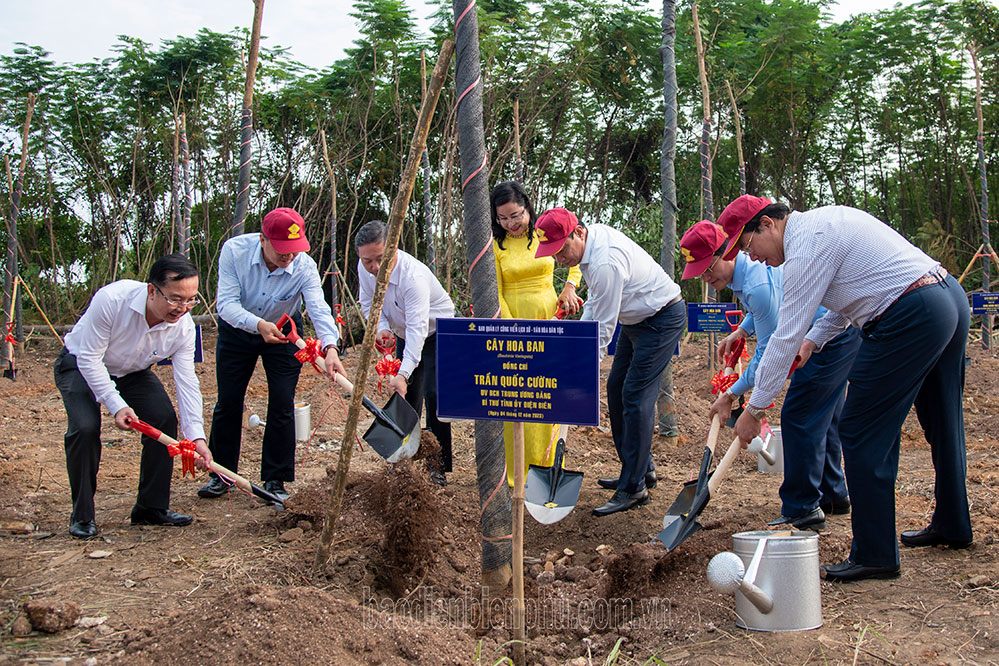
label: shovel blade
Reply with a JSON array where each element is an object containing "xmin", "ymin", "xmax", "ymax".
[
  {"xmin": 656, "ymin": 514, "xmax": 702, "ymax": 551},
  {"xmin": 525, "ymin": 466, "xmax": 583, "ymax": 525},
  {"xmin": 364, "ymin": 393, "xmax": 421, "ymax": 463}
]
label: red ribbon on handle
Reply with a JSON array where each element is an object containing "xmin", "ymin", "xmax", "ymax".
[
  {"xmin": 4, "ymin": 322, "xmax": 17, "ymax": 345},
  {"xmin": 165, "ymin": 439, "xmax": 198, "ymax": 477},
  {"xmin": 710, "ymin": 372, "xmax": 739, "ymax": 394}
]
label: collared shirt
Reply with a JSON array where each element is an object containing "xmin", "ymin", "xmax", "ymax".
[
  {"xmin": 357, "ymin": 250, "xmax": 455, "ymax": 378},
  {"xmin": 578, "ymin": 224, "xmax": 682, "ymax": 361},
  {"xmin": 216, "ymin": 233, "xmax": 339, "ymax": 350},
  {"xmin": 63, "ymin": 280, "xmax": 206, "ymax": 441},
  {"xmin": 749, "ymin": 206, "xmax": 937, "ymax": 409},
  {"xmin": 728, "ymin": 254, "xmax": 827, "ymax": 396}
]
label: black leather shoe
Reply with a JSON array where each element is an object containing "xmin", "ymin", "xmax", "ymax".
[
  {"xmin": 823, "ymin": 558, "xmax": 900, "ymax": 582},
  {"xmin": 130, "ymin": 506, "xmax": 193, "ymax": 527},
  {"xmin": 820, "ymin": 497, "xmax": 851, "ymax": 515},
  {"xmin": 69, "ymin": 520, "xmax": 98, "ymax": 539},
  {"xmin": 766, "ymin": 506, "xmax": 826, "ymax": 531},
  {"xmin": 900, "ymin": 526, "xmax": 972, "ymax": 549},
  {"xmin": 596, "ymin": 470, "xmax": 657, "ymax": 491},
  {"xmin": 592, "ymin": 489, "xmax": 650, "ymax": 517},
  {"xmin": 263, "ymin": 480, "xmax": 290, "ymax": 502},
  {"xmin": 197, "ymin": 476, "xmax": 230, "ymax": 499}
]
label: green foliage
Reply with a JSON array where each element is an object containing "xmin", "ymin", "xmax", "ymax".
[{"xmin": 0, "ymin": 0, "xmax": 996, "ymax": 324}]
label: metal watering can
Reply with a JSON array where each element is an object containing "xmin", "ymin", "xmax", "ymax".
[{"xmin": 707, "ymin": 530, "xmax": 822, "ymax": 632}]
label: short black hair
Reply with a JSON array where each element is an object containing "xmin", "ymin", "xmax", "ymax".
[
  {"xmin": 149, "ymin": 254, "xmax": 198, "ymax": 286},
  {"xmin": 744, "ymin": 202, "xmax": 790, "ymax": 233},
  {"xmin": 355, "ymin": 220, "xmax": 388, "ymax": 249},
  {"xmin": 490, "ymin": 181, "xmax": 537, "ymax": 251}
]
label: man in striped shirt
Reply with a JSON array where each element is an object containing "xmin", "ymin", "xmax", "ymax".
[{"xmin": 719, "ymin": 195, "xmax": 971, "ymax": 582}]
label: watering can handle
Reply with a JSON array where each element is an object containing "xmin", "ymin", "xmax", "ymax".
[{"xmin": 741, "ymin": 537, "xmax": 775, "ymax": 614}]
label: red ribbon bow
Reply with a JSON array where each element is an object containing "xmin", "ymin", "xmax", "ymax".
[
  {"xmin": 4, "ymin": 322, "xmax": 16, "ymax": 345},
  {"xmin": 166, "ymin": 439, "xmax": 198, "ymax": 478},
  {"xmin": 334, "ymin": 303, "xmax": 346, "ymax": 327},
  {"xmin": 710, "ymin": 371, "xmax": 739, "ymax": 394},
  {"xmin": 294, "ymin": 337, "xmax": 324, "ymax": 374}
]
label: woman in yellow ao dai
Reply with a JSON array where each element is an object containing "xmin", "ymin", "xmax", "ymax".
[{"xmin": 490, "ymin": 181, "xmax": 583, "ymax": 486}]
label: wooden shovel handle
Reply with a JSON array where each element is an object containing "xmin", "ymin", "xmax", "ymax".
[
  {"xmin": 125, "ymin": 418, "xmax": 254, "ymax": 496},
  {"xmin": 708, "ymin": 436, "xmax": 742, "ymax": 495}
]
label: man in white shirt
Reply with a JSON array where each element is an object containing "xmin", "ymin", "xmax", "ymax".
[
  {"xmin": 199, "ymin": 207, "xmax": 346, "ymax": 503},
  {"xmin": 719, "ymin": 195, "xmax": 972, "ymax": 582},
  {"xmin": 355, "ymin": 220, "xmax": 455, "ymax": 484},
  {"xmin": 535, "ymin": 208, "xmax": 685, "ymax": 517},
  {"xmin": 55, "ymin": 254, "xmax": 212, "ymax": 539}
]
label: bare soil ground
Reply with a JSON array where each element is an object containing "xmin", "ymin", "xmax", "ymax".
[{"xmin": 1, "ymin": 331, "xmax": 998, "ymax": 665}]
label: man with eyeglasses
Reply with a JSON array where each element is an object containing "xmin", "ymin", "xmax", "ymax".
[
  {"xmin": 199, "ymin": 207, "xmax": 346, "ymax": 503},
  {"xmin": 535, "ymin": 208, "xmax": 686, "ymax": 517},
  {"xmin": 717, "ymin": 194, "xmax": 971, "ymax": 582},
  {"xmin": 55, "ymin": 254, "xmax": 212, "ymax": 539},
  {"xmin": 680, "ymin": 220, "xmax": 861, "ymax": 532}
]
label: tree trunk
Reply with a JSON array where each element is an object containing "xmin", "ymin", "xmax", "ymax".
[
  {"xmin": 453, "ymin": 0, "xmax": 514, "ymax": 599},
  {"xmin": 3, "ymin": 93, "xmax": 35, "ymax": 379},
  {"xmin": 657, "ymin": 0, "xmax": 680, "ymax": 441},
  {"xmin": 970, "ymin": 44, "xmax": 991, "ymax": 349},
  {"xmin": 692, "ymin": 0, "xmax": 716, "ymax": 370},
  {"xmin": 232, "ymin": 0, "xmax": 265, "ymax": 236}
]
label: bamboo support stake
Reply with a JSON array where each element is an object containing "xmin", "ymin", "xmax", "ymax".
[
  {"xmin": 318, "ymin": 128, "xmax": 346, "ymax": 345},
  {"xmin": 313, "ymin": 39, "xmax": 455, "ymax": 574},
  {"xmin": 725, "ymin": 79, "xmax": 746, "ymax": 196},
  {"xmin": 513, "ymin": 98, "xmax": 523, "ymax": 184},
  {"xmin": 511, "ymin": 421, "xmax": 526, "ymax": 666}
]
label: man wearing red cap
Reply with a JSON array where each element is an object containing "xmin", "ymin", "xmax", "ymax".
[
  {"xmin": 680, "ymin": 220, "xmax": 860, "ymax": 532},
  {"xmin": 199, "ymin": 207, "xmax": 346, "ymax": 503},
  {"xmin": 717, "ymin": 195, "xmax": 971, "ymax": 582},
  {"xmin": 535, "ymin": 208, "xmax": 685, "ymax": 516}
]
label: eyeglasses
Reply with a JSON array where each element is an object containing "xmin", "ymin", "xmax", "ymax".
[
  {"xmin": 702, "ymin": 255, "xmax": 721, "ymax": 277},
  {"xmin": 154, "ymin": 284, "xmax": 200, "ymax": 309},
  {"xmin": 497, "ymin": 208, "xmax": 527, "ymax": 225},
  {"xmin": 742, "ymin": 230, "xmax": 755, "ymax": 253}
]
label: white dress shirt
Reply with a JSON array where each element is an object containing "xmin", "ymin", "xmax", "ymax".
[
  {"xmin": 749, "ymin": 205, "xmax": 938, "ymax": 409},
  {"xmin": 216, "ymin": 233, "xmax": 340, "ymax": 350},
  {"xmin": 357, "ymin": 250, "xmax": 455, "ymax": 378},
  {"xmin": 578, "ymin": 224, "xmax": 682, "ymax": 361},
  {"xmin": 63, "ymin": 280, "xmax": 206, "ymax": 441}
]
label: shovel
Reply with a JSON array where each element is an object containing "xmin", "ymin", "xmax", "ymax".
[
  {"xmin": 656, "ymin": 355, "xmax": 802, "ymax": 551},
  {"xmin": 331, "ymin": 372, "xmax": 421, "ymax": 464},
  {"xmin": 525, "ymin": 424, "xmax": 584, "ymax": 524},
  {"xmin": 273, "ymin": 314, "xmax": 421, "ymax": 463},
  {"xmin": 125, "ymin": 417, "xmax": 285, "ymax": 508}
]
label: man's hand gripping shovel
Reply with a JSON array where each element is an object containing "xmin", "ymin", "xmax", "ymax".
[
  {"xmin": 274, "ymin": 314, "xmax": 421, "ymax": 464},
  {"xmin": 124, "ymin": 418, "xmax": 286, "ymax": 508}
]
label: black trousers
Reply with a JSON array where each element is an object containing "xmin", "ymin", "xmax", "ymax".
[
  {"xmin": 397, "ymin": 333, "xmax": 453, "ymax": 472},
  {"xmin": 209, "ymin": 318, "xmax": 302, "ymax": 482},
  {"xmin": 54, "ymin": 348, "xmax": 177, "ymax": 524}
]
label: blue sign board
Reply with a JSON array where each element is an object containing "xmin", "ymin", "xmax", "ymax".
[
  {"xmin": 972, "ymin": 292, "xmax": 999, "ymax": 315},
  {"xmin": 686, "ymin": 302, "xmax": 739, "ymax": 333},
  {"xmin": 436, "ymin": 318, "xmax": 600, "ymax": 426}
]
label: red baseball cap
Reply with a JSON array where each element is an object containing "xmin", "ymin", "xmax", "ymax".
[
  {"xmin": 262, "ymin": 207, "xmax": 310, "ymax": 253},
  {"xmin": 534, "ymin": 208, "xmax": 579, "ymax": 258},
  {"xmin": 679, "ymin": 221, "xmax": 728, "ymax": 279},
  {"xmin": 719, "ymin": 195, "xmax": 772, "ymax": 260}
]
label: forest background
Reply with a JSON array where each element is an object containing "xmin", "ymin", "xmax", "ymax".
[{"xmin": 1, "ymin": 0, "xmax": 997, "ymax": 328}]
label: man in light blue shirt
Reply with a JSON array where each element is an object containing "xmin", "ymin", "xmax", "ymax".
[
  {"xmin": 681, "ymin": 220, "xmax": 861, "ymax": 531},
  {"xmin": 199, "ymin": 207, "xmax": 345, "ymax": 503}
]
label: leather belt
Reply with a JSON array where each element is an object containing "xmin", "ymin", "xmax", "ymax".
[{"xmin": 870, "ymin": 267, "xmax": 948, "ymax": 324}]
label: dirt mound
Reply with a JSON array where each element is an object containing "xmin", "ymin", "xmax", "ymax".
[
  {"xmin": 115, "ymin": 585, "xmax": 486, "ymax": 666},
  {"xmin": 282, "ymin": 460, "xmax": 442, "ymax": 597}
]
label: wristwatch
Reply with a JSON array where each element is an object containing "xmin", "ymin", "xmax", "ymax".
[
  {"xmin": 722, "ymin": 389, "xmax": 737, "ymax": 401},
  {"xmin": 745, "ymin": 403, "xmax": 768, "ymax": 420}
]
